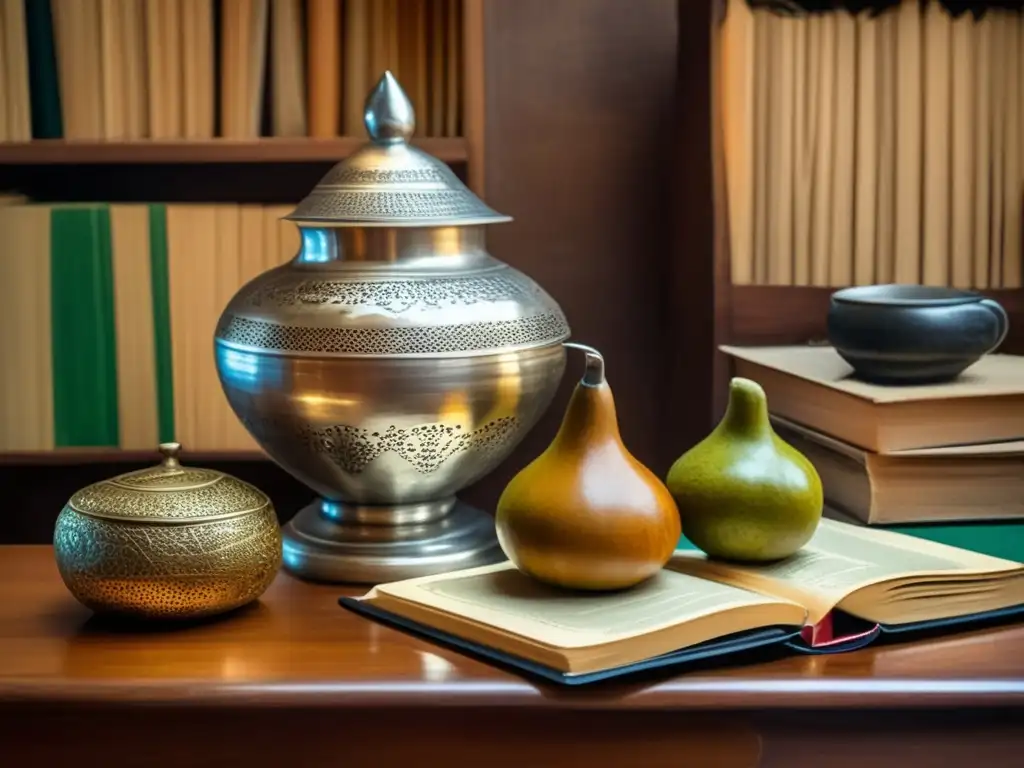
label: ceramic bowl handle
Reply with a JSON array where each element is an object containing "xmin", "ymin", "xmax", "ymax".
[{"xmin": 980, "ymin": 298, "xmax": 1009, "ymax": 352}]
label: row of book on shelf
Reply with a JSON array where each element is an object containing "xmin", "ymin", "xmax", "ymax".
[
  {"xmin": 0, "ymin": 0, "xmax": 463, "ymax": 143},
  {"xmin": 721, "ymin": 345, "xmax": 1024, "ymax": 558},
  {"xmin": 0, "ymin": 196, "xmax": 298, "ymax": 453},
  {"xmin": 721, "ymin": 0, "xmax": 1024, "ymax": 290}
]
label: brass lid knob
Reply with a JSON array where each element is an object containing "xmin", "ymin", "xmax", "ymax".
[{"xmin": 158, "ymin": 442, "xmax": 182, "ymax": 468}]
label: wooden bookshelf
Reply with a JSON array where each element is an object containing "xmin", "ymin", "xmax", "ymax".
[
  {"xmin": 0, "ymin": 0, "xmax": 486, "ymax": 464},
  {"xmin": 0, "ymin": 0, "xmax": 678, "ymax": 541},
  {"xmin": 0, "ymin": 138, "xmax": 470, "ymax": 166}
]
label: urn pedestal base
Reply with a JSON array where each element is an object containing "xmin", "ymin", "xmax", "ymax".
[{"xmin": 281, "ymin": 497, "xmax": 505, "ymax": 584}]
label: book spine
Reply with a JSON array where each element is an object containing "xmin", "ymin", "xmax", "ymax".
[
  {"xmin": 212, "ymin": 204, "xmax": 241, "ymax": 450},
  {"xmin": 50, "ymin": 205, "xmax": 119, "ymax": 447},
  {"xmin": 111, "ymin": 204, "xmax": 158, "ymax": 449},
  {"xmin": 24, "ymin": 0, "xmax": 63, "ymax": 138},
  {"xmin": 0, "ymin": 203, "xmax": 54, "ymax": 450},
  {"xmin": 343, "ymin": 0, "xmax": 369, "ymax": 136},
  {"xmin": 148, "ymin": 203, "xmax": 176, "ymax": 444},
  {"xmin": 305, "ymin": 0, "xmax": 338, "ymax": 138}
]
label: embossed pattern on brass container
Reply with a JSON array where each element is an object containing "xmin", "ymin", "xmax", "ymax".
[
  {"xmin": 213, "ymin": 72, "xmax": 570, "ymax": 584},
  {"xmin": 53, "ymin": 443, "xmax": 282, "ymax": 620}
]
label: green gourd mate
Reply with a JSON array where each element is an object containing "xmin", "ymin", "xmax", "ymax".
[{"xmin": 666, "ymin": 377, "xmax": 823, "ymax": 562}]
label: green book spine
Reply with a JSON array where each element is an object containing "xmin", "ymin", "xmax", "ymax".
[
  {"xmin": 148, "ymin": 204, "xmax": 176, "ymax": 443},
  {"xmin": 23, "ymin": 0, "xmax": 63, "ymax": 139},
  {"xmin": 51, "ymin": 206, "xmax": 118, "ymax": 446}
]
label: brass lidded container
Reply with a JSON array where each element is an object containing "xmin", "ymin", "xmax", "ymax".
[
  {"xmin": 214, "ymin": 72, "xmax": 570, "ymax": 584},
  {"xmin": 53, "ymin": 443, "xmax": 282, "ymax": 620}
]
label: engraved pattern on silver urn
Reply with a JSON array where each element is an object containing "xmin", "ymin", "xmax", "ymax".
[
  {"xmin": 295, "ymin": 416, "xmax": 520, "ymax": 475},
  {"xmin": 246, "ymin": 273, "xmax": 546, "ymax": 314},
  {"xmin": 315, "ymin": 165, "xmax": 452, "ymax": 186},
  {"xmin": 112, "ymin": 468, "xmax": 220, "ymax": 489},
  {"xmin": 293, "ymin": 190, "xmax": 488, "ymax": 221},
  {"xmin": 53, "ymin": 507, "xmax": 282, "ymax": 618},
  {"xmin": 216, "ymin": 313, "xmax": 570, "ymax": 354},
  {"xmin": 69, "ymin": 476, "xmax": 269, "ymax": 520}
]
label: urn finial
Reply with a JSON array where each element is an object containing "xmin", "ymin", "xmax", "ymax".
[
  {"xmin": 364, "ymin": 71, "xmax": 415, "ymax": 143},
  {"xmin": 286, "ymin": 69, "xmax": 512, "ymax": 226}
]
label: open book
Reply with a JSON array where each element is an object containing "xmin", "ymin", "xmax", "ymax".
[{"xmin": 340, "ymin": 519, "xmax": 1024, "ymax": 685}]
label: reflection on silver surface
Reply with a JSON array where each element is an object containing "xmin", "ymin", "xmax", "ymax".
[{"xmin": 217, "ymin": 346, "xmax": 565, "ymax": 506}]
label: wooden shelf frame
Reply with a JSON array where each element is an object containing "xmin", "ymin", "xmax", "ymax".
[
  {"xmin": 0, "ymin": 138, "xmax": 469, "ymax": 165},
  {"xmin": 665, "ymin": 0, "xmax": 1024, "ymax": 451},
  {"xmin": 0, "ymin": 449, "xmax": 267, "ymax": 465},
  {"xmin": 0, "ymin": 0, "xmax": 486, "ymax": 183}
]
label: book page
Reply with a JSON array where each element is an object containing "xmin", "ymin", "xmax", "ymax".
[
  {"xmin": 771, "ymin": 413, "xmax": 1024, "ymax": 457},
  {"xmin": 371, "ymin": 562, "xmax": 801, "ymax": 650},
  {"xmin": 672, "ymin": 519, "xmax": 1022, "ymax": 623}
]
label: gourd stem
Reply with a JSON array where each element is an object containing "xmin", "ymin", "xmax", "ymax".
[
  {"xmin": 719, "ymin": 378, "xmax": 772, "ymax": 438},
  {"xmin": 563, "ymin": 342, "xmax": 606, "ymax": 386}
]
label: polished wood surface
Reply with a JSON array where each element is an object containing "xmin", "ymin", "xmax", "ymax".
[
  {"xmin": 2, "ymin": 545, "xmax": 1023, "ymax": 767},
  {"xmin": 2, "ymin": 545, "xmax": 1023, "ymax": 709}
]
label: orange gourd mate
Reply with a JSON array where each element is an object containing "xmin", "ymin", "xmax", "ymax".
[{"xmin": 495, "ymin": 343, "xmax": 681, "ymax": 591}]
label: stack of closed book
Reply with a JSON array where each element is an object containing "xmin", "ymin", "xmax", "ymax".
[
  {"xmin": 0, "ymin": 199, "xmax": 299, "ymax": 454},
  {"xmin": 721, "ymin": 345, "xmax": 1024, "ymax": 560},
  {"xmin": 2, "ymin": 0, "xmax": 462, "ymax": 142}
]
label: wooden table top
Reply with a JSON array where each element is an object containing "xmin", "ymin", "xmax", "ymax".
[{"xmin": 1, "ymin": 545, "xmax": 1023, "ymax": 710}]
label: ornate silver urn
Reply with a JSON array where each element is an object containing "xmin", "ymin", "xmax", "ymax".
[{"xmin": 214, "ymin": 73, "xmax": 569, "ymax": 583}]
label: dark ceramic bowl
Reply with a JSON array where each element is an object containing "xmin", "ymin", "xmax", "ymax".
[{"xmin": 826, "ymin": 285, "xmax": 1009, "ymax": 385}]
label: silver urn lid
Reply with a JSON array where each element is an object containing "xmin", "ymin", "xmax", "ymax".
[
  {"xmin": 287, "ymin": 71, "xmax": 511, "ymax": 227},
  {"xmin": 216, "ymin": 71, "xmax": 570, "ymax": 360}
]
